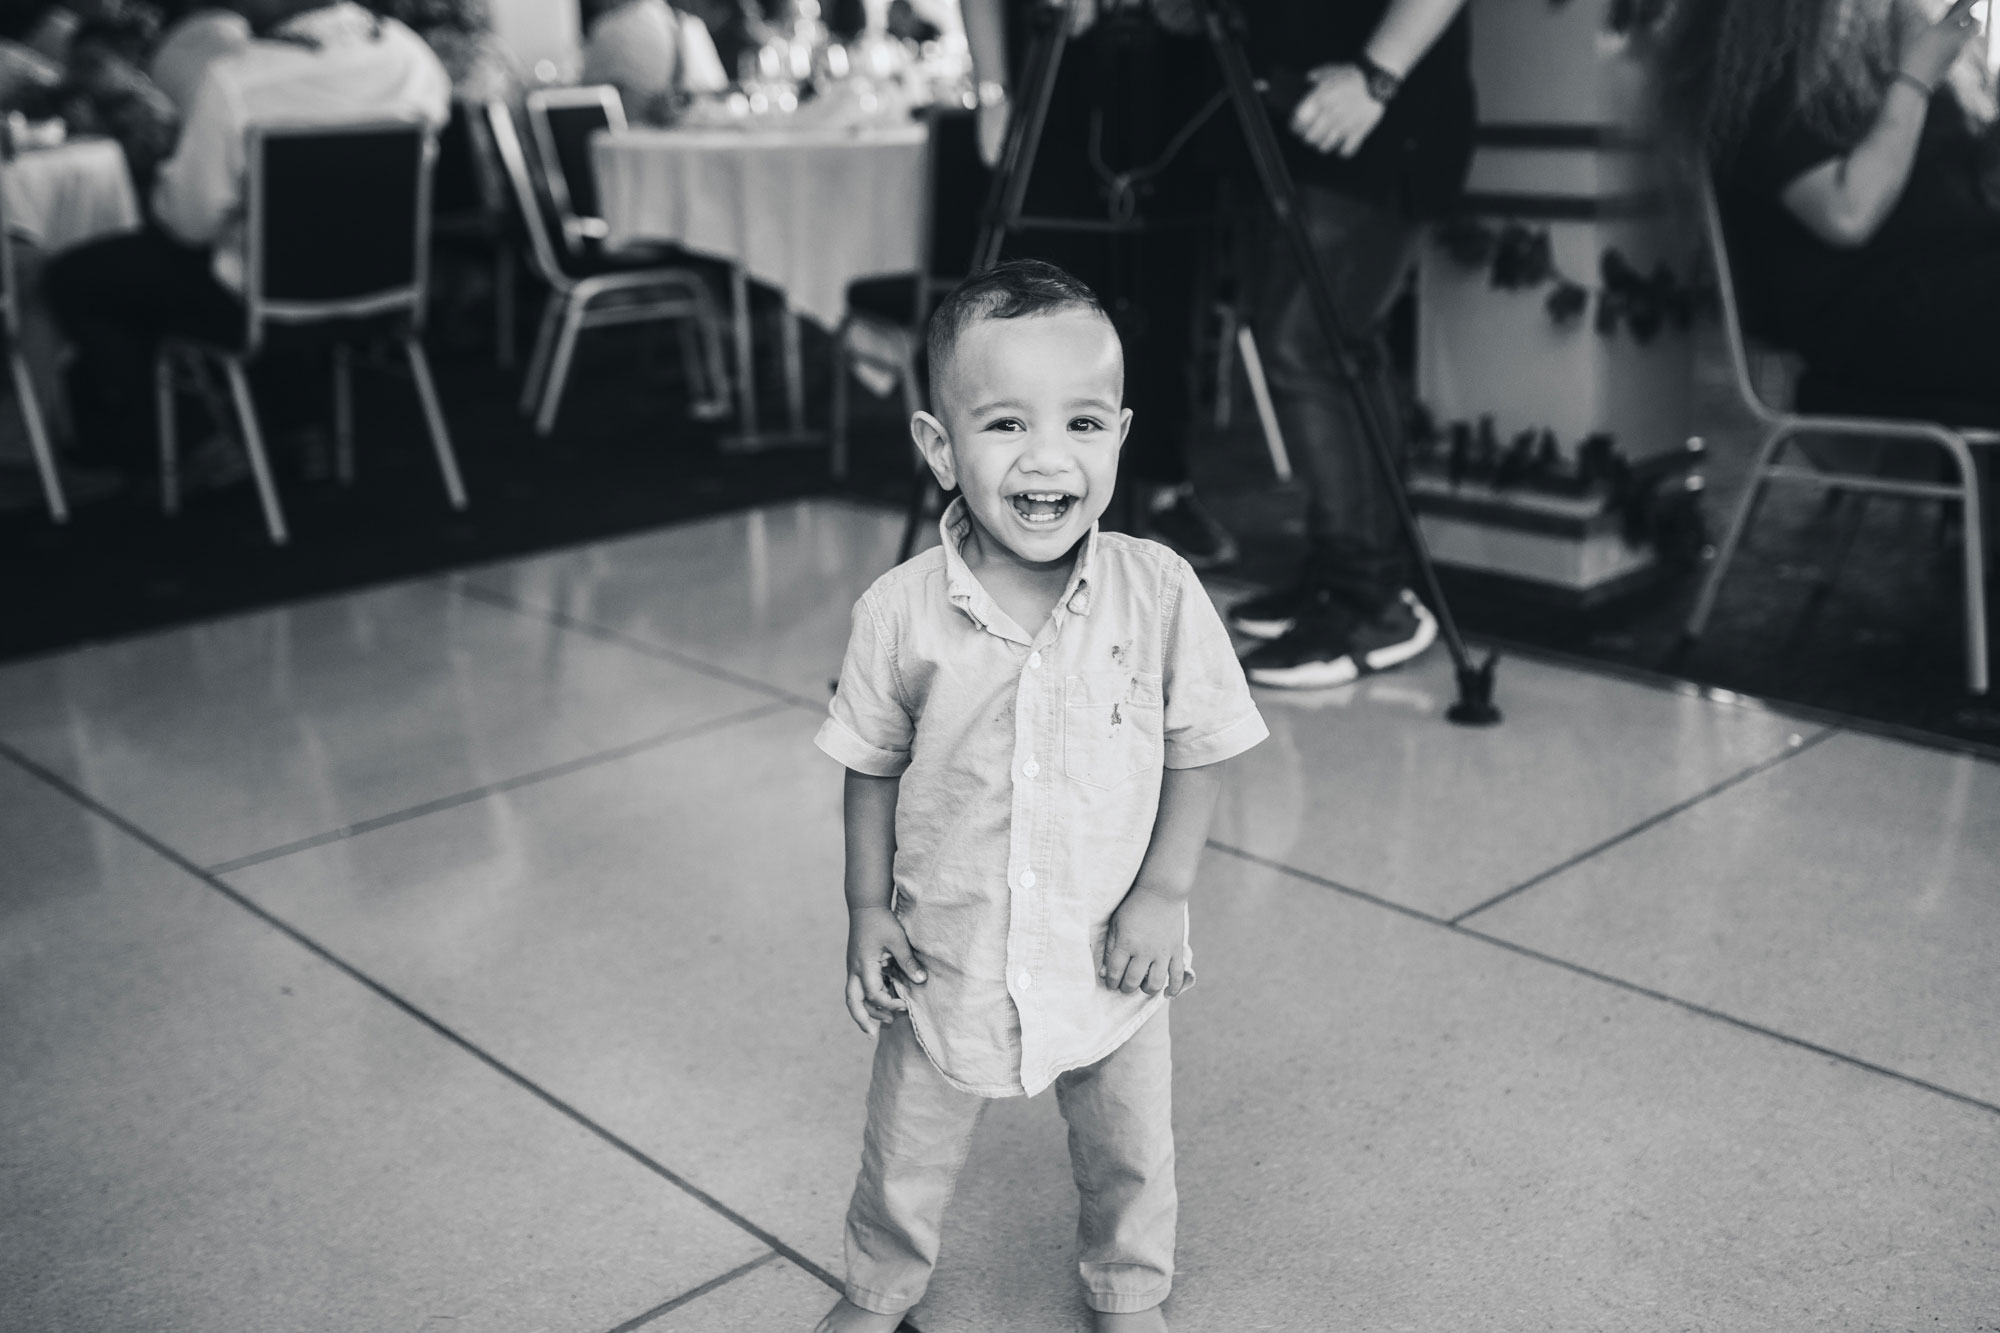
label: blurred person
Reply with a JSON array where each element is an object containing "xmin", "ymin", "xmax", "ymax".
[
  {"xmin": 962, "ymin": 0, "xmax": 1241, "ymax": 568},
  {"xmin": 580, "ymin": 0, "xmax": 727, "ymax": 124},
  {"xmin": 56, "ymin": 3, "xmax": 178, "ymax": 185},
  {"xmin": 812, "ymin": 259, "xmax": 1265, "ymax": 1333},
  {"xmin": 1224, "ymin": 0, "xmax": 1473, "ymax": 689},
  {"xmin": 45, "ymin": 0, "xmax": 450, "ymax": 480},
  {"xmin": 147, "ymin": 4, "xmax": 250, "ymax": 112},
  {"xmin": 365, "ymin": 0, "xmax": 520, "ymax": 103},
  {"xmin": 1654, "ymin": 0, "xmax": 2000, "ymax": 416}
]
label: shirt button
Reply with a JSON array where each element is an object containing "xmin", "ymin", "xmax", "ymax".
[
  {"xmin": 1028, "ymin": 651, "xmax": 1042, "ymax": 670},
  {"xmin": 1023, "ymin": 759, "xmax": 1040, "ymax": 778},
  {"xmin": 1019, "ymin": 869, "xmax": 1037, "ymax": 889},
  {"xmin": 1017, "ymin": 971, "xmax": 1033, "ymax": 990}
]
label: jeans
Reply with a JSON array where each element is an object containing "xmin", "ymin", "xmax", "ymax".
[
  {"xmin": 843, "ymin": 1006, "xmax": 1176, "ymax": 1316},
  {"xmin": 1254, "ymin": 186, "xmax": 1423, "ymax": 612}
]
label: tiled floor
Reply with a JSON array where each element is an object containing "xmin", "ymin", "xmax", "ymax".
[{"xmin": 3, "ymin": 499, "xmax": 1995, "ymax": 1332}]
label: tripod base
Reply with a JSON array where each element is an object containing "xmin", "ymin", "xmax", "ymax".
[{"xmin": 1445, "ymin": 651, "xmax": 1503, "ymax": 727}]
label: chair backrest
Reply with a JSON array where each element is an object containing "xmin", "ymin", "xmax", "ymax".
[
  {"xmin": 245, "ymin": 120, "xmax": 436, "ymax": 345},
  {"xmin": 1697, "ymin": 171, "xmax": 1791, "ymax": 421},
  {"xmin": 926, "ymin": 106, "xmax": 985, "ymax": 293},
  {"xmin": 525, "ymin": 85, "xmax": 625, "ymax": 251},
  {"xmin": 482, "ymin": 97, "xmax": 575, "ymax": 290}
]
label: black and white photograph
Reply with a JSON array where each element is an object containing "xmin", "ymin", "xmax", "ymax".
[{"xmin": 1, "ymin": 0, "xmax": 1995, "ymax": 1328}]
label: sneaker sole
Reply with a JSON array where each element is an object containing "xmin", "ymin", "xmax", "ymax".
[
  {"xmin": 1246, "ymin": 596, "xmax": 1438, "ymax": 690},
  {"xmin": 1359, "ymin": 594, "xmax": 1439, "ymax": 672},
  {"xmin": 1230, "ymin": 614, "xmax": 1296, "ymax": 641},
  {"xmin": 1246, "ymin": 654, "xmax": 1359, "ymax": 689}
]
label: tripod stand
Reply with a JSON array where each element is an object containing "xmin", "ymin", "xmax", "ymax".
[{"xmin": 967, "ymin": 0, "xmax": 1501, "ymax": 726}]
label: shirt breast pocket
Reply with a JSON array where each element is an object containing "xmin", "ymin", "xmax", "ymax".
[{"xmin": 1063, "ymin": 671, "xmax": 1163, "ymax": 790}]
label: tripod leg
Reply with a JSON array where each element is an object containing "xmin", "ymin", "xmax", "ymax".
[{"xmin": 972, "ymin": 2, "xmax": 1077, "ymax": 272}]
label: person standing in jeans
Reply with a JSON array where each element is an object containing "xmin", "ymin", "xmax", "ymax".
[{"xmin": 1230, "ymin": 0, "xmax": 1472, "ymax": 688}]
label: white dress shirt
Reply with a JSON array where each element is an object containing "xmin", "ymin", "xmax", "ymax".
[
  {"xmin": 146, "ymin": 9, "xmax": 252, "ymax": 115},
  {"xmin": 152, "ymin": 3, "xmax": 451, "ymax": 292}
]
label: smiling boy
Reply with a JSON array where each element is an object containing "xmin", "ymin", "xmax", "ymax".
[{"xmin": 812, "ymin": 261, "xmax": 1267, "ymax": 1332}]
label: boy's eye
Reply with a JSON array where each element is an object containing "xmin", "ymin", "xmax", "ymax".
[
  {"xmin": 982, "ymin": 417, "xmax": 1025, "ymax": 433},
  {"xmin": 1068, "ymin": 417, "xmax": 1103, "ymax": 433}
]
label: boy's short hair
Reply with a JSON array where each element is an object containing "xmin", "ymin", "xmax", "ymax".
[{"xmin": 925, "ymin": 259, "xmax": 1111, "ymax": 393}]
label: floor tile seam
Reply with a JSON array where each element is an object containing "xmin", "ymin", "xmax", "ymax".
[
  {"xmin": 444, "ymin": 578, "xmax": 829, "ymax": 714},
  {"xmin": 200, "ymin": 700, "xmax": 795, "ymax": 877},
  {"xmin": 1446, "ymin": 725, "xmax": 1840, "ymax": 926},
  {"xmin": 1203, "ymin": 837, "xmax": 2000, "ymax": 1121},
  {"xmin": 600, "ymin": 1251, "xmax": 780, "ymax": 1333},
  {"xmin": 1470, "ymin": 630, "xmax": 2000, "ymax": 768},
  {"xmin": 0, "ymin": 737, "xmax": 862, "ymax": 1304}
]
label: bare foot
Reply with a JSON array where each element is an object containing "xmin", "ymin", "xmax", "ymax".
[
  {"xmin": 814, "ymin": 1296, "xmax": 907, "ymax": 1333},
  {"xmin": 1094, "ymin": 1308, "xmax": 1168, "ymax": 1332}
]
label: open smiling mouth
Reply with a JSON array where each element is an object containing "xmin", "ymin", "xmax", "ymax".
[{"xmin": 1009, "ymin": 491, "xmax": 1077, "ymax": 525}]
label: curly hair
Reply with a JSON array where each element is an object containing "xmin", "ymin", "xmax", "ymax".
[{"xmin": 1649, "ymin": 0, "xmax": 1900, "ymax": 165}]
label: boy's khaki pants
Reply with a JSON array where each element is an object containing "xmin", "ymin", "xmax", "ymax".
[{"xmin": 843, "ymin": 1007, "xmax": 1176, "ymax": 1317}]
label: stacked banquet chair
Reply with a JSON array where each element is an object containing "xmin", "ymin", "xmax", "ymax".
[
  {"xmin": 505, "ymin": 88, "xmax": 728, "ymax": 435},
  {"xmin": 1689, "ymin": 174, "xmax": 1990, "ymax": 695},
  {"xmin": 156, "ymin": 120, "xmax": 468, "ymax": 545}
]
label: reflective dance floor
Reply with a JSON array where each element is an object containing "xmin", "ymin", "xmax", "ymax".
[{"xmin": 3, "ymin": 499, "xmax": 1995, "ymax": 1331}]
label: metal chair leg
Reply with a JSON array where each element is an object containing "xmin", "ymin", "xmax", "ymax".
[
  {"xmin": 220, "ymin": 356, "xmax": 289, "ymax": 545},
  {"xmin": 534, "ymin": 295, "xmax": 589, "ymax": 436},
  {"xmin": 9, "ymin": 346, "xmax": 65, "ymax": 523},
  {"xmin": 405, "ymin": 334, "xmax": 468, "ymax": 511},
  {"xmin": 155, "ymin": 350, "xmax": 178, "ymax": 516},
  {"xmin": 1686, "ymin": 424, "xmax": 1790, "ymax": 640},
  {"xmin": 333, "ymin": 342, "xmax": 355, "ymax": 486},
  {"xmin": 1940, "ymin": 432, "xmax": 1989, "ymax": 695},
  {"xmin": 495, "ymin": 241, "xmax": 517, "ymax": 371},
  {"xmin": 830, "ymin": 320, "xmax": 850, "ymax": 480},
  {"xmin": 1237, "ymin": 325, "xmax": 1291, "ymax": 483},
  {"xmin": 520, "ymin": 294, "xmax": 563, "ymax": 415}
]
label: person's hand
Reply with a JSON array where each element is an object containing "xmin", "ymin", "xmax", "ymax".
[
  {"xmin": 1289, "ymin": 64, "xmax": 1388, "ymax": 157},
  {"xmin": 844, "ymin": 905, "xmax": 926, "ymax": 1035},
  {"xmin": 1101, "ymin": 885, "xmax": 1189, "ymax": 997},
  {"xmin": 1897, "ymin": 0, "xmax": 1982, "ymax": 91},
  {"xmin": 977, "ymin": 95, "xmax": 1009, "ymax": 168}
]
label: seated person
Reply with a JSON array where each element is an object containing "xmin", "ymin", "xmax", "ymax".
[
  {"xmin": 1655, "ymin": 0, "xmax": 2000, "ymax": 416},
  {"xmin": 56, "ymin": 5, "xmax": 179, "ymax": 187},
  {"xmin": 148, "ymin": 4, "xmax": 252, "ymax": 114},
  {"xmin": 581, "ymin": 0, "xmax": 727, "ymax": 125},
  {"xmin": 365, "ymin": 0, "xmax": 522, "ymax": 105},
  {"xmin": 45, "ymin": 0, "xmax": 451, "ymax": 476}
]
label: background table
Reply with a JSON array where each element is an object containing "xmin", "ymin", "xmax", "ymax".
[
  {"xmin": 2, "ymin": 137, "xmax": 141, "ymax": 468},
  {"xmin": 592, "ymin": 123, "xmax": 927, "ymax": 444},
  {"xmin": 1, "ymin": 137, "xmax": 141, "ymax": 253}
]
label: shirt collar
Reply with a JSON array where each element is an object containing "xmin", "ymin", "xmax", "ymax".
[{"xmin": 938, "ymin": 496, "xmax": 1096, "ymax": 638}]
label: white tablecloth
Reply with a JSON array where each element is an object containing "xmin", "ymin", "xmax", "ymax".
[
  {"xmin": 592, "ymin": 124, "xmax": 928, "ymax": 329},
  {"xmin": 1, "ymin": 138, "xmax": 141, "ymax": 252}
]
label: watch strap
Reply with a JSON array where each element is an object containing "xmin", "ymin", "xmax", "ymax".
[{"xmin": 1354, "ymin": 52, "xmax": 1402, "ymax": 104}]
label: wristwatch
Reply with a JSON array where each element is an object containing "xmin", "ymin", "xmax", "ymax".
[{"xmin": 1354, "ymin": 53, "xmax": 1403, "ymax": 105}]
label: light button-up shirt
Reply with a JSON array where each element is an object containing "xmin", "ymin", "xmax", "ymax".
[{"xmin": 816, "ymin": 499, "xmax": 1267, "ymax": 1096}]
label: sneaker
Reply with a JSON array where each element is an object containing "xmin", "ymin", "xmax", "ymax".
[
  {"xmin": 1227, "ymin": 580, "xmax": 1311, "ymax": 641},
  {"xmin": 1242, "ymin": 589, "xmax": 1438, "ymax": 689},
  {"xmin": 1142, "ymin": 484, "xmax": 1239, "ymax": 568}
]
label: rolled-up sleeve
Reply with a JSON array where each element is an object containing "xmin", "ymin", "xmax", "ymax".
[
  {"xmin": 815, "ymin": 593, "xmax": 915, "ymax": 777},
  {"xmin": 1160, "ymin": 560, "xmax": 1267, "ymax": 769}
]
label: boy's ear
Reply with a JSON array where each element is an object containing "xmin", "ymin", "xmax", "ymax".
[
  {"xmin": 911, "ymin": 411, "xmax": 958, "ymax": 492},
  {"xmin": 1116, "ymin": 407, "xmax": 1134, "ymax": 448}
]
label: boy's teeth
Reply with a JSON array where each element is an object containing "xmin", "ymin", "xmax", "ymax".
[{"xmin": 1011, "ymin": 493, "xmax": 1072, "ymax": 523}]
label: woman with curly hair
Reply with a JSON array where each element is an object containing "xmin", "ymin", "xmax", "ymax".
[{"xmin": 1652, "ymin": 0, "xmax": 2000, "ymax": 412}]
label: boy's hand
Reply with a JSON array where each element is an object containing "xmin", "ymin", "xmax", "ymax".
[
  {"xmin": 1101, "ymin": 885, "xmax": 1188, "ymax": 998},
  {"xmin": 845, "ymin": 905, "xmax": 926, "ymax": 1036}
]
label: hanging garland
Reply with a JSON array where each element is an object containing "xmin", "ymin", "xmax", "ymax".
[{"xmin": 1433, "ymin": 218, "xmax": 1710, "ymax": 343}]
